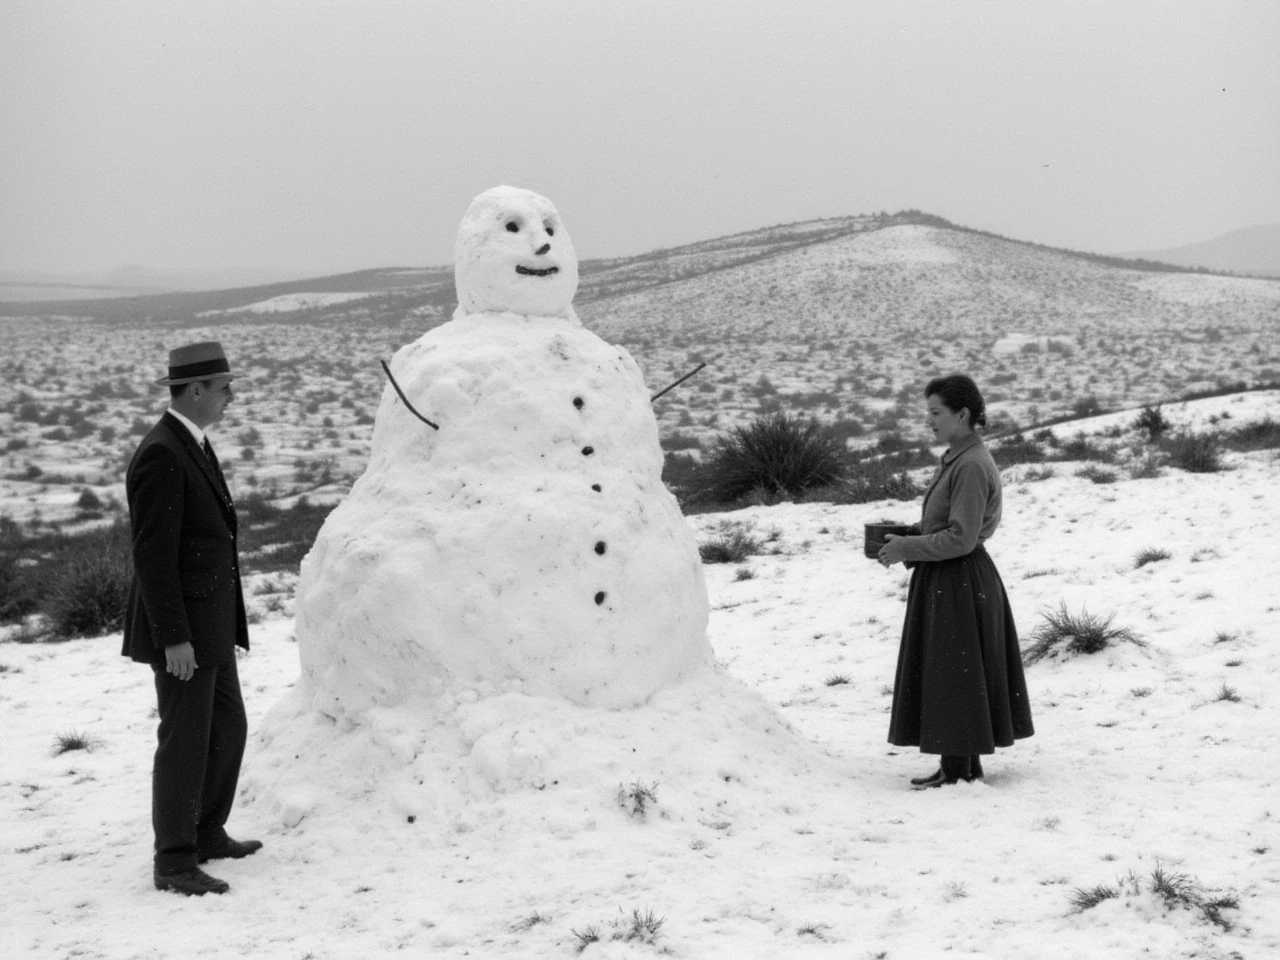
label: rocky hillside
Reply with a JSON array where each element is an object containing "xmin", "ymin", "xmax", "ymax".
[{"xmin": 2, "ymin": 212, "xmax": 1277, "ymax": 518}]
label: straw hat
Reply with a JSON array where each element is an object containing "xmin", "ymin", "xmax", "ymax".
[{"xmin": 154, "ymin": 341, "xmax": 236, "ymax": 386}]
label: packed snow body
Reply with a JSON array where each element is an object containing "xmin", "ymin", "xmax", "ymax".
[{"xmin": 294, "ymin": 186, "xmax": 712, "ymax": 715}]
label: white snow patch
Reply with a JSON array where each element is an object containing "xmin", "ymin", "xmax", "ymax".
[{"xmin": 201, "ymin": 291, "xmax": 377, "ymax": 316}]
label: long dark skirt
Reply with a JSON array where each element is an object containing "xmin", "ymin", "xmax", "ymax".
[{"xmin": 888, "ymin": 546, "xmax": 1034, "ymax": 755}]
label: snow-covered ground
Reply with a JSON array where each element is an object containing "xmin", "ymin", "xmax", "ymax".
[{"xmin": 4, "ymin": 415, "xmax": 1277, "ymax": 957}]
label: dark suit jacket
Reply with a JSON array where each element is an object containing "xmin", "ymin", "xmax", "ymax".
[{"xmin": 122, "ymin": 412, "xmax": 249, "ymax": 666}]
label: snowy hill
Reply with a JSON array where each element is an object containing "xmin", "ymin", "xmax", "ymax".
[{"xmin": 1, "ymin": 211, "xmax": 1278, "ymax": 528}]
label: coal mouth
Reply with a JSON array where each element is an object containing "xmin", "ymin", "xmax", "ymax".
[{"xmin": 515, "ymin": 265, "xmax": 560, "ymax": 277}]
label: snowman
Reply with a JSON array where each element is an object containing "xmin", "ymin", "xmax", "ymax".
[{"xmin": 294, "ymin": 186, "xmax": 713, "ymax": 717}]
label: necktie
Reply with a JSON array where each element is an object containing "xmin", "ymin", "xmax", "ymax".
[{"xmin": 203, "ymin": 439, "xmax": 231, "ymax": 499}]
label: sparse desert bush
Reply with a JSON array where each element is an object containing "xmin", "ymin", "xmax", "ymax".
[
  {"xmin": 990, "ymin": 433, "xmax": 1046, "ymax": 467},
  {"xmin": 1214, "ymin": 683, "xmax": 1241, "ymax": 703},
  {"xmin": 1068, "ymin": 883, "xmax": 1121, "ymax": 912},
  {"xmin": 616, "ymin": 781, "xmax": 659, "ymax": 819},
  {"xmin": 1076, "ymin": 464, "xmax": 1118, "ymax": 484},
  {"xmin": 1071, "ymin": 395, "xmax": 1104, "ymax": 419},
  {"xmin": 661, "ymin": 451, "xmax": 703, "ymax": 500},
  {"xmin": 1134, "ymin": 404, "xmax": 1170, "ymax": 440},
  {"xmin": 16, "ymin": 402, "xmax": 43, "ymax": 423},
  {"xmin": 1163, "ymin": 431, "xmax": 1223, "ymax": 473},
  {"xmin": 818, "ymin": 454, "xmax": 923, "ymax": 504},
  {"xmin": 239, "ymin": 497, "xmax": 334, "ymax": 574},
  {"xmin": 1180, "ymin": 380, "xmax": 1249, "ymax": 402},
  {"xmin": 53, "ymin": 730, "xmax": 100, "ymax": 756},
  {"xmin": 44, "ymin": 522, "xmax": 132, "ymax": 639},
  {"xmin": 1133, "ymin": 547, "xmax": 1171, "ymax": 568},
  {"xmin": 1024, "ymin": 603, "xmax": 1143, "ymax": 664},
  {"xmin": 510, "ymin": 912, "xmax": 550, "ymax": 933},
  {"xmin": 1057, "ymin": 437, "xmax": 1115, "ymax": 463},
  {"xmin": 0, "ymin": 550, "xmax": 39, "ymax": 624},
  {"xmin": 660, "ymin": 431, "xmax": 702, "ymax": 452},
  {"xmin": 875, "ymin": 429, "xmax": 911, "ymax": 453},
  {"xmin": 1022, "ymin": 567, "xmax": 1061, "ymax": 579},
  {"xmin": 1225, "ymin": 417, "xmax": 1280, "ymax": 451},
  {"xmin": 1149, "ymin": 862, "xmax": 1239, "ymax": 931},
  {"xmin": 572, "ymin": 907, "xmax": 666, "ymax": 954},
  {"xmin": 1021, "ymin": 465, "xmax": 1056, "ymax": 482},
  {"xmin": 733, "ymin": 566, "xmax": 756, "ymax": 581},
  {"xmin": 821, "ymin": 418, "xmax": 866, "ymax": 442},
  {"xmin": 1127, "ymin": 451, "xmax": 1164, "ymax": 479},
  {"xmin": 571, "ymin": 925, "xmax": 601, "ymax": 953},
  {"xmin": 1070, "ymin": 863, "xmax": 1237, "ymax": 931},
  {"xmin": 699, "ymin": 413, "xmax": 847, "ymax": 503},
  {"xmin": 698, "ymin": 523, "xmax": 764, "ymax": 564}
]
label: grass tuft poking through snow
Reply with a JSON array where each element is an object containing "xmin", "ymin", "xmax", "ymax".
[
  {"xmin": 1213, "ymin": 683, "xmax": 1241, "ymax": 703},
  {"xmin": 1133, "ymin": 547, "xmax": 1171, "ymax": 568},
  {"xmin": 1071, "ymin": 864, "xmax": 1240, "ymax": 932},
  {"xmin": 573, "ymin": 907, "xmax": 666, "ymax": 953},
  {"xmin": 616, "ymin": 780, "xmax": 660, "ymax": 820},
  {"xmin": 52, "ymin": 730, "xmax": 99, "ymax": 756},
  {"xmin": 1023, "ymin": 603, "xmax": 1143, "ymax": 664}
]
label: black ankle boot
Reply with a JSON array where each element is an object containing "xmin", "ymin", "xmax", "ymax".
[
  {"xmin": 910, "ymin": 767, "xmax": 944, "ymax": 786},
  {"xmin": 914, "ymin": 755, "xmax": 974, "ymax": 789}
]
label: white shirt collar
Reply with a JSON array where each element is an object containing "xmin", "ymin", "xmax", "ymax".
[{"xmin": 166, "ymin": 407, "xmax": 206, "ymax": 447}]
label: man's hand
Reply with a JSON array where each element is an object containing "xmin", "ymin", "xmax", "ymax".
[
  {"xmin": 878, "ymin": 534, "xmax": 908, "ymax": 567},
  {"xmin": 165, "ymin": 642, "xmax": 198, "ymax": 681}
]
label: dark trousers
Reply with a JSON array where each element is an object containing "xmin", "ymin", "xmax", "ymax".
[{"xmin": 151, "ymin": 657, "xmax": 247, "ymax": 874}]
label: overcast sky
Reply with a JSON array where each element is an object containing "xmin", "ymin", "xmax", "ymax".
[{"xmin": 2, "ymin": 0, "xmax": 1277, "ymax": 279}]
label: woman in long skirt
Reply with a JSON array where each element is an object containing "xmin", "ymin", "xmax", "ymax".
[{"xmin": 878, "ymin": 375, "xmax": 1034, "ymax": 788}]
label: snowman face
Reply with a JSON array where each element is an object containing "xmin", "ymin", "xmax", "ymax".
[{"xmin": 454, "ymin": 186, "xmax": 579, "ymax": 317}]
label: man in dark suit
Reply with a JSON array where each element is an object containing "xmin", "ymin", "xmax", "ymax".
[{"xmin": 123, "ymin": 341, "xmax": 262, "ymax": 896}]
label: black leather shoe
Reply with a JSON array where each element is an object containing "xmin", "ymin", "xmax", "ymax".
[
  {"xmin": 913, "ymin": 755, "xmax": 975, "ymax": 789},
  {"xmin": 198, "ymin": 837, "xmax": 263, "ymax": 863},
  {"xmin": 913, "ymin": 771, "xmax": 976, "ymax": 790},
  {"xmin": 154, "ymin": 867, "xmax": 230, "ymax": 895},
  {"xmin": 910, "ymin": 768, "xmax": 944, "ymax": 786}
]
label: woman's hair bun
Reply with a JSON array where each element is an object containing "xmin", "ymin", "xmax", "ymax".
[{"xmin": 924, "ymin": 374, "xmax": 987, "ymax": 428}]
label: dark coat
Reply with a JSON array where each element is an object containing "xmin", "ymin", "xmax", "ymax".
[{"xmin": 121, "ymin": 412, "xmax": 249, "ymax": 667}]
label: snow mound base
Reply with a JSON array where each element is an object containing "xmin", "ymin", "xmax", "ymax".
[{"xmin": 245, "ymin": 668, "xmax": 832, "ymax": 833}]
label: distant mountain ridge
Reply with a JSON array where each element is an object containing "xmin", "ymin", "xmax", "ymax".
[
  {"xmin": 0, "ymin": 210, "xmax": 1247, "ymax": 320},
  {"xmin": 3, "ymin": 211, "xmax": 1276, "ymax": 447},
  {"xmin": 1120, "ymin": 224, "xmax": 1280, "ymax": 278}
]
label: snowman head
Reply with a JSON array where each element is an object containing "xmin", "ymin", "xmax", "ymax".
[{"xmin": 454, "ymin": 186, "xmax": 579, "ymax": 318}]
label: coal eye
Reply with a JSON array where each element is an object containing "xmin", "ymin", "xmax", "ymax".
[
  {"xmin": 545, "ymin": 223, "xmax": 556, "ymax": 236},
  {"xmin": 505, "ymin": 221, "xmax": 519, "ymax": 233}
]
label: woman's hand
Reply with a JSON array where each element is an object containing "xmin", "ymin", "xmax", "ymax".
[{"xmin": 878, "ymin": 534, "xmax": 908, "ymax": 567}]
